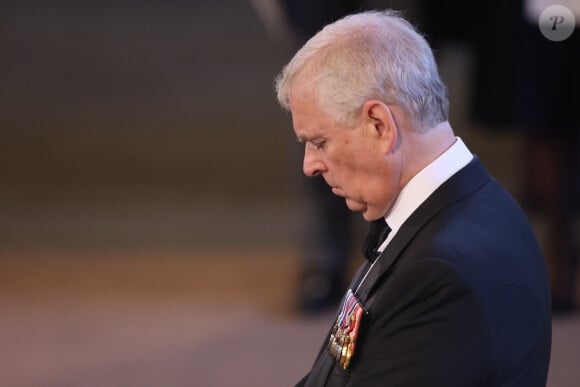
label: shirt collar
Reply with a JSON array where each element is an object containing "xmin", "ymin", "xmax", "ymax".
[{"xmin": 377, "ymin": 137, "xmax": 473, "ymax": 252}]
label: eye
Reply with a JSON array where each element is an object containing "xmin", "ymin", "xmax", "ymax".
[{"xmin": 313, "ymin": 140, "xmax": 326, "ymax": 150}]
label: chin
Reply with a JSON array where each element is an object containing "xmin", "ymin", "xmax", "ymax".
[
  {"xmin": 361, "ymin": 210, "xmax": 381, "ymax": 222},
  {"xmin": 360, "ymin": 206, "xmax": 385, "ymax": 222},
  {"xmin": 345, "ymin": 199, "xmax": 367, "ymax": 213}
]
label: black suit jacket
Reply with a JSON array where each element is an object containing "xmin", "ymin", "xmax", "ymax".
[{"xmin": 297, "ymin": 158, "xmax": 551, "ymax": 386}]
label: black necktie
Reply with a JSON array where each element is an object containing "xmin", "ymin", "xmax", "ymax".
[{"xmin": 363, "ymin": 218, "xmax": 391, "ymax": 262}]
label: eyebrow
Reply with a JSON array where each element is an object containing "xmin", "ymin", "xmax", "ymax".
[{"xmin": 297, "ymin": 134, "xmax": 324, "ymax": 144}]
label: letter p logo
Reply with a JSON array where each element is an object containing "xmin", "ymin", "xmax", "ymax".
[
  {"xmin": 540, "ymin": 5, "xmax": 575, "ymax": 41},
  {"xmin": 550, "ymin": 15, "xmax": 565, "ymax": 30}
]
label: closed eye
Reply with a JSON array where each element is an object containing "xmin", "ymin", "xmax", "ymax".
[
  {"xmin": 312, "ymin": 140, "xmax": 326, "ymax": 150},
  {"xmin": 298, "ymin": 136, "xmax": 326, "ymax": 150}
]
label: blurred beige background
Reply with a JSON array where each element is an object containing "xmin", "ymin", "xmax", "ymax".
[{"xmin": 0, "ymin": 1, "xmax": 578, "ymax": 386}]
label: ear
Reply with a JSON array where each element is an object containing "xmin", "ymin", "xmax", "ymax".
[{"xmin": 361, "ymin": 100, "xmax": 398, "ymax": 154}]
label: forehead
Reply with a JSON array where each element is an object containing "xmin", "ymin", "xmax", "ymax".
[
  {"xmin": 289, "ymin": 86, "xmax": 334, "ymax": 137},
  {"xmin": 289, "ymin": 83, "xmax": 318, "ymax": 110}
]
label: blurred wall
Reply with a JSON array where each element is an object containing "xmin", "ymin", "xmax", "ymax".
[
  {"xmin": 0, "ymin": 0, "xmax": 302, "ymax": 249},
  {"xmin": 0, "ymin": 0, "xmax": 295, "ymax": 205}
]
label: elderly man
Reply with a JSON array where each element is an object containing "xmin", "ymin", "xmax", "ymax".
[{"xmin": 275, "ymin": 10, "xmax": 551, "ymax": 387}]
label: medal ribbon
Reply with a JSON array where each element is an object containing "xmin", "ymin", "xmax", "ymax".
[{"xmin": 328, "ymin": 289, "xmax": 366, "ymax": 369}]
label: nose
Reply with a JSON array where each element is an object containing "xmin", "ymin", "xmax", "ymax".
[{"xmin": 302, "ymin": 144, "xmax": 326, "ymax": 177}]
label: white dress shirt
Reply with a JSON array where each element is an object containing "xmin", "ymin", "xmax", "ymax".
[{"xmin": 377, "ymin": 137, "xmax": 473, "ymax": 253}]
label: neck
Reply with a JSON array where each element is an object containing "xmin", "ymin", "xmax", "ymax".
[{"xmin": 399, "ymin": 121, "xmax": 455, "ymax": 187}]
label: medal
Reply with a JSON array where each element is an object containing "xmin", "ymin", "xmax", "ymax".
[{"xmin": 328, "ymin": 289, "xmax": 366, "ymax": 369}]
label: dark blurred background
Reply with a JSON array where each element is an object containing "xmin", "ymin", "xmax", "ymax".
[
  {"xmin": 0, "ymin": 0, "xmax": 302, "ymax": 251},
  {"xmin": 0, "ymin": 1, "xmax": 578, "ymax": 386}
]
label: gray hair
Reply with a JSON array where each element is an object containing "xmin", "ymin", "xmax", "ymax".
[{"xmin": 275, "ymin": 10, "xmax": 449, "ymax": 131}]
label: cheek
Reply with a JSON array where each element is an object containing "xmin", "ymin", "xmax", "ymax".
[
  {"xmin": 356, "ymin": 159, "xmax": 394, "ymax": 204},
  {"xmin": 328, "ymin": 139, "xmax": 378, "ymax": 192},
  {"xmin": 352, "ymin": 157, "xmax": 384, "ymax": 191}
]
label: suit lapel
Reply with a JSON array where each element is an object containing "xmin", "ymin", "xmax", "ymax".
[{"xmin": 355, "ymin": 158, "xmax": 490, "ymax": 302}]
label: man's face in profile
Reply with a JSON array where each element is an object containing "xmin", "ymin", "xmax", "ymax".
[{"xmin": 289, "ymin": 87, "xmax": 397, "ymax": 222}]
